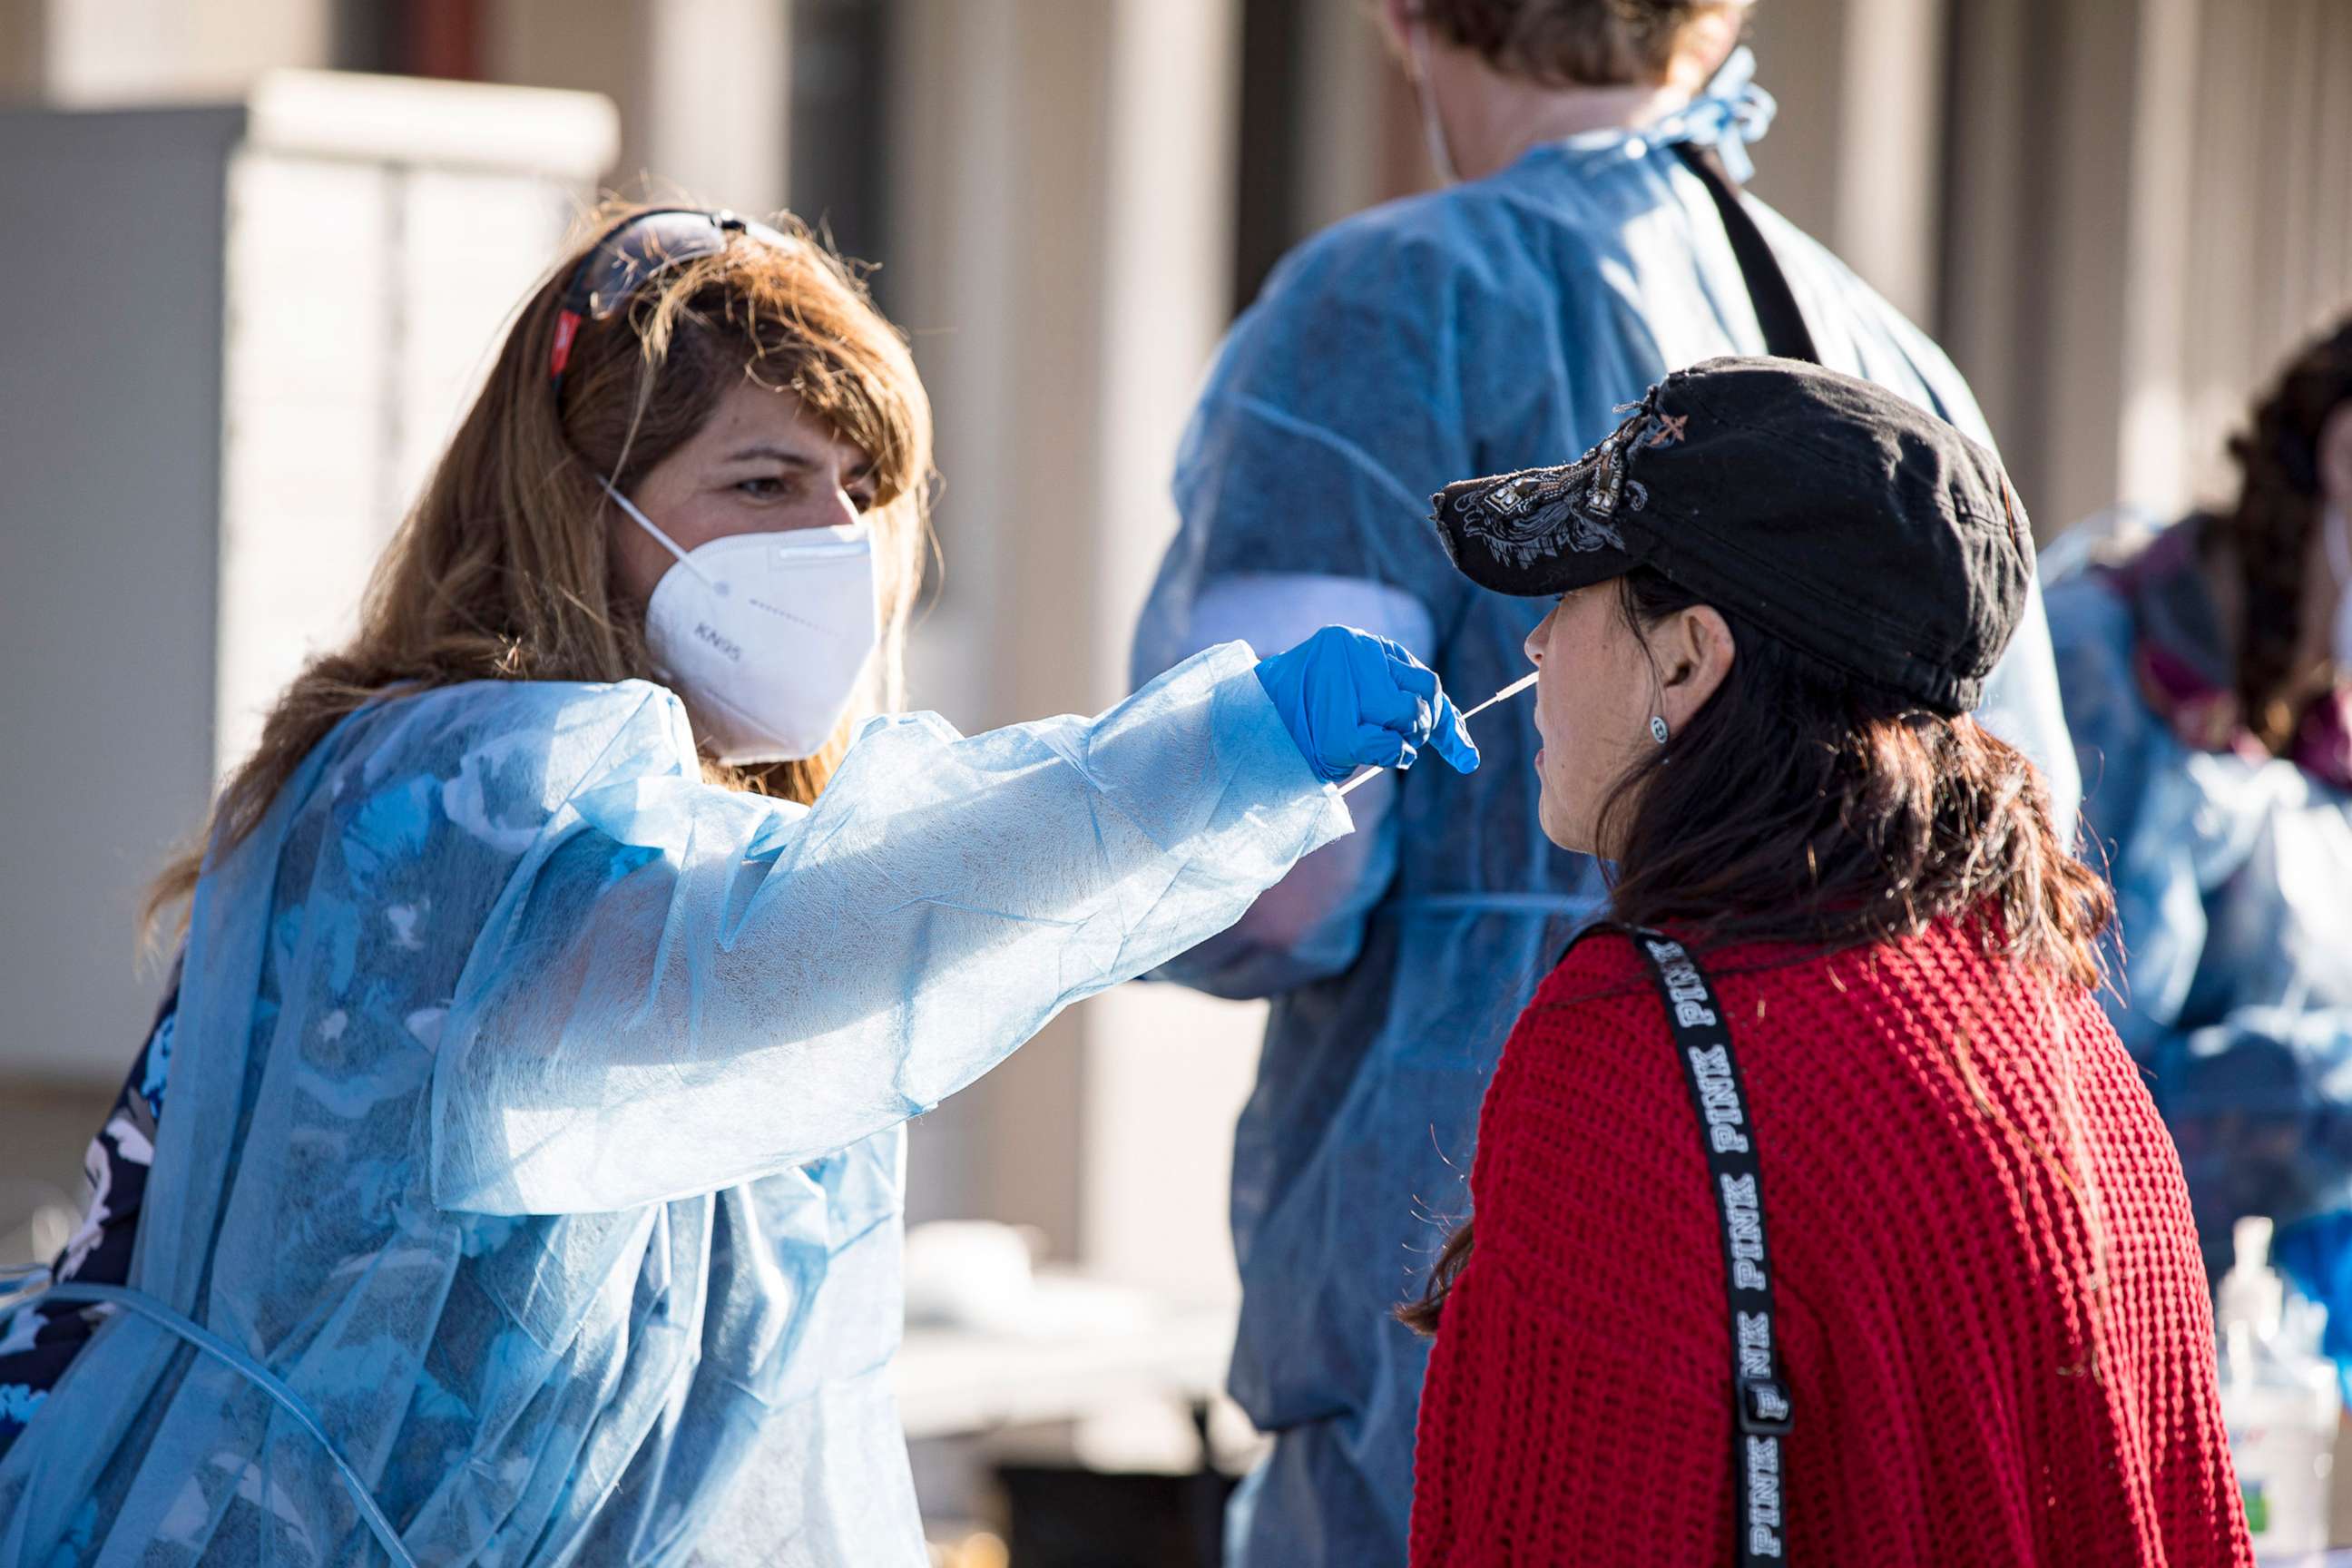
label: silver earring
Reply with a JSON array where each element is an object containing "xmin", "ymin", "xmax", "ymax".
[{"xmin": 1650, "ymin": 715, "xmax": 1671, "ymax": 745}]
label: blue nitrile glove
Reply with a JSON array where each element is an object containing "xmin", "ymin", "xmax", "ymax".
[{"xmin": 1254, "ymin": 626, "xmax": 1480, "ymax": 784}]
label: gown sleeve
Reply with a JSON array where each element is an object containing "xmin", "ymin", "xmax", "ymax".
[
  {"xmin": 1132, "ymin": 214, "xmax": 1494, "ymax": 691},
  {"xmin": 430, "ymin": 641, "xmax": 1348, "ymax": 1214},
  {"xmin": 1130, "ymin": 214, "xmax": 1504, "ymax": 996},
  {"xmin": 1139, "ymin": 573, "xmax": 1436, "ymax": 997}
]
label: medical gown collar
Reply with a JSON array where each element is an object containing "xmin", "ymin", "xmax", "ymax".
[{"xmin": 1550, "ymin": 45, "xmax": 1776, "ymax": 185}]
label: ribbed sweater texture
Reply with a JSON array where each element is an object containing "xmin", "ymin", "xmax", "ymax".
[{"xmin": 1410, "ymin": 920, "xmax": 2251, "ymax": 1565}]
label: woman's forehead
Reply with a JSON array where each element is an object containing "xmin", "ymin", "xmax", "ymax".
[{"xmin": 694, "ymin": 380, "xmax": 867, "ymax": 465}]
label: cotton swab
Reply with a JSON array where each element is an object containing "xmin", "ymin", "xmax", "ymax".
[
  {"xmin": 1457, "ymin": 670, "xmax": 1542, "ymax": 722},
  {"xmin": 1337, "ymin": 670, "xmax": 1539, "ymax": 797}
]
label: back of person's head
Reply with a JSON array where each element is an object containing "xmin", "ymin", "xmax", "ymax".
[
  {"xmin": 1416, "ymin": 0, "xmax": 1749, "ymax": 87},
  {"xmin": 1431, "ymin": 358, "xmax": 2111, "ymax": 993},
  {"xmin": 1406, "ymin": 359, "xmax": 2117, "ymax": 1334},
  {"xmin": 1397, "ymin": 589, "xmax": 2115, "ymax": 1330},
  {"xmin": 1599, "ymin": 569, "xmax": 2111, "ymax": 992},
  {"xmin": 145, "ymin": 201, "xmax": 934, "ymax": 939},
  {"xmin": 2210, "ymin": 313, "xmax": 2352, "ymax": 752}
]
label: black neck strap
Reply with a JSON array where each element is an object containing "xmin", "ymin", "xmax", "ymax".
[
  {"xmin": 1672, "ymin": 143, "xmax": 1821, "ymax": 368},
  {"xmin": 1583, "ymin": 924, "xmax": 1792, "ymax": 1563}
]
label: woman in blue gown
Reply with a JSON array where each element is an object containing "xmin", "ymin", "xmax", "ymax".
[
  {"xmin": 0, "ymin": 205, "xmax": 1474, "ymax": 1565},
  {"xmin": 2045, "ymin": 316, "xmax": 2352, "ymax": 1358}
]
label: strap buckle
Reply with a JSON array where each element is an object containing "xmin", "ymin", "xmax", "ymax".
[{"xmin": 1738, "ymin": 1377, "xmax": 1794, "ymax": 1436}]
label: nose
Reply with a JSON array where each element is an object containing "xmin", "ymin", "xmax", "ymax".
[{"xmin": 1524, "ymin": 606, "xmax": 1553, "ymax": 669}]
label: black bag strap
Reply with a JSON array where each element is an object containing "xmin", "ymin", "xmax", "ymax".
[
  {"xmin": 1672, "ymin": 142, "xmax": 1821, "ymax": 368},
  {"xmin": 1617, "ymin": 925, "xmax": 1792, "ymax": 1564}
]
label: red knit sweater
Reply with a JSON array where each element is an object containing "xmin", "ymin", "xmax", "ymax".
[{"xmin": 1410, "ymin": 920, "xmax": 2250, "ymax": 1566}]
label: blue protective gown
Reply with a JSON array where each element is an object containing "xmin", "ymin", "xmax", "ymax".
[
  {"xmin": 1131, "ymin": 63, "xmax": 2083, "ymax": 1566},
  {"xmin": 2045, "ymin": 513, "xmax": 2352, "ymax": 1360},
  {"xmin": 0, "ymin": 644, "xmax": 1346, "ymax": 1566}
]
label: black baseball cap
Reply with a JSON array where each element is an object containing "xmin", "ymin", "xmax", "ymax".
[{"xmin": 1428, "ymin": 357, "xmax": 2031, "ymax": 716}]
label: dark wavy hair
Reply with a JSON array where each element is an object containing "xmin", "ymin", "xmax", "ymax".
[
  {"xmin": 2210, "ymin": 316, "xmax": 2352, "ymax": 752},
  {"xmin": 1398, "ymin": 566, "xmax": 2115, "ymax": 1333},
  {"xmin": 1418, "ymin": 0, "xmax": 1745, "ymax": 87}
]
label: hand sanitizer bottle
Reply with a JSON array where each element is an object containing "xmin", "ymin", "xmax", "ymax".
[{"xmin": 2218, "ymin": 1216, "xmax": 2340, "ymax": 1558}]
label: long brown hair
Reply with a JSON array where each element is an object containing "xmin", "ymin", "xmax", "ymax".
[
  {"xmin": 143, "ymin": 201, "xmax": 935, "ymax": 943},
  {"xmin": 1399, "ymin": 567, "xmax": 2115, "ymax": 1332},
  {"xmin": 2210, "ymin": 316, "xmax": 2352, "ymax": 752}
]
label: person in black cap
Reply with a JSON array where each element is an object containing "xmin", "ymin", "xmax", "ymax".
[
  {"xmin": 1401, "ymin": 358, "xmax": 2249, "ymax": 1567},
  {"xmin": 1124, "ymin": 10, "xmax": 2083, "ymax": 1559}
]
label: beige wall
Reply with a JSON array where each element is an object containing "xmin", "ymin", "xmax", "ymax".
[
  {"xmin": 487, "ymin": 0, "xmax": 789, "ymax": 213},
  {"xmin": 1744, "ymin": 0, "xmax": 1947, "ymax": 326},
  {"xmin": 0, "ymin": 1083, "xmax": 112, "ymax": 1248},
  {"xmin": 2167, "ymin": 0, "xmax": 2352, "ymax": 508},
  {"xmin": 1078, "ymin": 0, "xmax": 1261, "ymax": 1300},
  {"xmin": 0, "ymin": 0, "xmax": 43, "ymax": 98},
  {"xmin": 1944, "ymin": 0, "xmax": 2352, "ymax": 535},
  {"xmin": 883, "ymin": 0, "xmax": 1105, "ymax": 1250},
  {"xmin": 38, "ymin": 0, "xmax": 329, "ymax": 102},
  {"xmin": 882, "ymin": 0, "xmax": 1261, "ymax": 1280}
]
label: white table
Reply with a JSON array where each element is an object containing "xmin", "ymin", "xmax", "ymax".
[{"xmin": 892, "ymin": 1276, "xmax": 1234, "ymax": 1441}]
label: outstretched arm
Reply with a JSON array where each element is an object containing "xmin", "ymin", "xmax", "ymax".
[{"xmin": 432, "ymin": 635, "xmax": 1470, "ymax": 1214}]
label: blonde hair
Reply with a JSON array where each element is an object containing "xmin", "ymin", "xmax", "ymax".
[{"xmin": 144, "ymin": 201, "xmax": 935, "ymax": 944}]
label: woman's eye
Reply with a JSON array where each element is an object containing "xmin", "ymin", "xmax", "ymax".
[
  {"xmin": 737, "ymin": 476, "xmax": 790, "ymax": 500},
  {"xmin": 847, "ymin": 488, "xmax": 878, "ymax": 514}
]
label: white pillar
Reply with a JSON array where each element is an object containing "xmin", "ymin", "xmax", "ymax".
[
  {"xmin": 489, "ymin": 0, "xmax": 790, "ymax": 213},
  {"xmin": 1078, "ymin": 0, "xmax": 1257, "ymax": 1304},
  {"xmin": 641, "ymin": 0, "xmax": 789, "ymax": 213},
  {"xmin": 1746, "ymin": 0, "xmax": 1948, "ymax": 327},
  {"xmin": 1088, "ymin": 0, "xmax": 1243, "ymax": 701},
  {"xmin": 883, "ymin": 0, "xmax": 1256, "ymax": 1291},
  {"xmin": 885, "ymin": 0, "xmax": 1053, "ymax": 1238},
  {"xmin": 1831, "ymin": 0, "xmax": 1947, "ymax": 326},
  {"xmin": 2112, "ymin": 0, "xmax": 2203, "ymax": 517},
  {"xmin": 1292, "ymin": 0, "xmax": 1396, "ymax": 245},
  {"xmin": 1939, "ymin": 0, "xmax": 2225, "ymax": 534}
]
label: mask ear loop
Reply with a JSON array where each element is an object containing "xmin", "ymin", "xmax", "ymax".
[
  {"xmin": 600, "ymin": 476, "xmax": 723, "ymax": 593},
  {"xmin": 1406, "ymin": 12, "xmax": 1461, "ymax": 187}
]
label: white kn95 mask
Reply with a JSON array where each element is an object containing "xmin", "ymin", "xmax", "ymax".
[{"xmin": 603, "ymin": 477, "xmax": 879, "ymax": 764}]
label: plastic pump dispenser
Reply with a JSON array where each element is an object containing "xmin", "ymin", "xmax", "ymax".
[{"xmin": 2218, "ymin": 1216, "xmax": 2339, "ymax": 1557}]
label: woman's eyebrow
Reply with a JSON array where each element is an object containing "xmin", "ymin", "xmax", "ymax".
[{"xmin": 722, "ymin": 444, "xmax": 820, "ymax": 469}]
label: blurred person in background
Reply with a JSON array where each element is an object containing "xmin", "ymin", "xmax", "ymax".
[
  {"xmin": 2044, "ymin": 315, "xmax": 2352, "ymax": 1359},
  {"xmin": 1129, "ymin": 2, "xmax": 2082, "ymax": 1560},
  {"xmin": 1404, "ymin": 358, "xmax": 2248, "ymax": 1567},
  {"xmin": 0, "ymin": 204, "xmax": 1477, "ymax": 1565}
]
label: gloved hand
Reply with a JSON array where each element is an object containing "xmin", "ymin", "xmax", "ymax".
[{"xmin": 1254, "ymin": 626, "xmax": 1480, "ymax": 785}]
